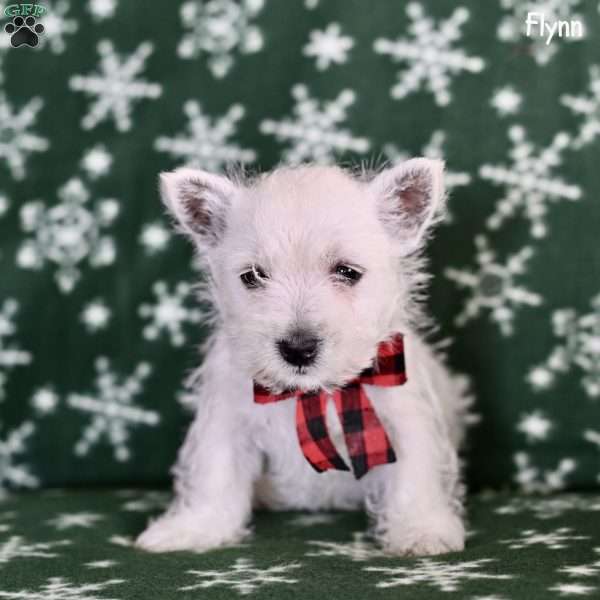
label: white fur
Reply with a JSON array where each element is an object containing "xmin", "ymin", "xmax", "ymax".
[{"xmin": 136, "ymin": 160, "xmax": 472, "ymax": 556}]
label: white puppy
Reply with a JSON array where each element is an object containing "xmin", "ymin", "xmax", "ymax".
[{"xmin": 137, "ymin": 159, "xmax": 472, "ymax": 556}]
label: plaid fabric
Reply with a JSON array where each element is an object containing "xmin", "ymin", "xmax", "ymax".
[{"xmin": 254, "ymin": 334, "xmax": 407, "ymax": 479}]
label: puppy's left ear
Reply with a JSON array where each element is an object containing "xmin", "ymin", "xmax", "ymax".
[{"xmin": 370, "ymin": 158, "xmax": 445, "ymax": 255}]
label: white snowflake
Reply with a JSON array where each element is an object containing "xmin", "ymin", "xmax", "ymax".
[
  {"xmin": 178, "ymin": 0, "xmax": 264, "ymax": 78},
  {"xmin": 373, "ymin": 3, "xmax": 484, "ymax": 106},
  {"xmin": 365, "ymin": 558, "xmax": 512, "ymax": 592},
  {"xmin": 81, "ymin": 145, "xmax": 113, "ymax": 179},
  {"xmin": 513, "ymin": 452, "xmax": 576, "ymax": 494},
  {"xmin": 31, "ymin": 387, "xmax": 59, "ymax": 414},
  {"xmin": 139, "ymin": 221, "xmax": 171, "ymax": 254},
  {"xmin": 39, "ymin": 1, "xmax": 78, "ymax": 54},
  {"xmin": 0, "ymin": 94, "xmax": 48, "ymax": 180},
  {"xmin": 121, "ymin": 491, "xmax": 168, "ymax": 512},
  {"xmin": 0, "ymin": 577, "xmax": 124, "ymax": 600},
  {"xmin": 0, "ymin": 299, "xmax": 32, "ymax": 402},
  {"xmin": 17, "ymin": 178, "xmax": 120, "ymax": 294},
  {"xmin": 108, "ymin": 535, "xmax": 133, "ymax": 547},
  {"xmin": 304, "ymin": 0, "xmax": 319, "ymax": 8},
  {"xmin": 180, "ymin": 558, "xmax": 301, "ymax": 596},
  {"xmin": 81, "ymin": 299, "xmax": 112, "ymax": 333},
  {"xmin": 87, "ymin": 0, "xmax": 117, "ymax": 21},
  {"xmin": 306, "ymin": 532, "xmax": 386, "ymax": 561},
  {"xmin": 517, "ymin": 410, "xmax": 553, "ymax": 442},
  {"xmin": 0, "ymin": 194, "xmax": 8, "ymax": 217},
  {"xmin": 480, "ymin": 126, "xmax": 580, "ymax": 238},
  {"xmin": 155, "ymin": 101, "xmax": 256, "ymax": 170},
  {"xmin": 303, "ymin": 22, "xmax": 354, "ymax": 71},
  {"xmin": 561, "ymin": 65, "xmax": 600, "ymax": 148},
  {"xmin": 495, "ymin": 494, "xmax": 600, "ymax": 519},
  {"xmin": 502, "ymin": 527, "xmax": 589, "ymax": 550},
  {"xmin": 288, "ymin": 513, "xmax": 338, "ymax": 527},
  {"xmin": 70, "ymin": 40, "xmax": 162, "ymax": 132},
  {"xmin": 527, "ymin": 294, "xmax": 600, "ymax": 399},
  {"xmin": 46, "ymin": 512, "xmax": 104, "ymax": 530},
  {"xmin": 584, "ymin": 430, "xmax": 600, "ymax": 483},
  {"xmin": 67, "ymin": 358, "xmax": 159, "ymax": 462},
  {"xmin": 0, "ymin": 422, "xmax": 37, "ymax": 496},
  {"xmin": 383, "ymin": 130, "xmax": 471, "ymax": 222},
  {"xmin": 490, "ymin": 85, "xmax": 522, "ymax": 116},
  {"xmin": 85, "ymin": 560, "xmax": 118, "ymax": 569},
  {"xmin": 260, "ymin": 84, "xmax": 369, "ymax": 164},
  {"xmin": 0, "ymin": 537, "xmax": 69, "ymax": 567},
  {"xmin": 559, "ymin": 561, "xmax": 600, "ymax": 578},
  {"xmin": 549, "ymin": 583, "xmax": 597, "ymax": 596},
  {"xmin": 497, "ymin": 0, "xmax": 585, "ymax": 65},
  {"xmin": 445, "ymin": 235, "xmax": 542, "ymax": 336},
  {"xmin": 139, "ymin": 281, "xmax": 202, "ymax": 347}
]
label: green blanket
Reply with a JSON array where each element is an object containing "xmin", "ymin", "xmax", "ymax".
[
  {"xmin": 1, "ymin": 489, "xmax": 600, "ymax": 598},
  {"xmin": 1, "ymin": 0, "xmax": 599, "ymax": 495}
]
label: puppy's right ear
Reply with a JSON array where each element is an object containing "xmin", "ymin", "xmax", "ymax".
[{"xmin": 159, "ymin": 168, "xmax": 237, "ymax": 247}]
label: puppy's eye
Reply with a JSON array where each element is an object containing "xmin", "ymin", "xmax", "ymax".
[
  {"xmin": 333, "ymin": 264, "xmax": 363, "ymax": 285},
  {"xmin": 240, "ymin": 266, "xmax": 267, "ymax": 289}
]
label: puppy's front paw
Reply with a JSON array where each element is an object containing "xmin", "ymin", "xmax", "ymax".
[
  {"xmin": 381, "ymin": 512, "xmax": 465, "ymax": 557},
  {"xmin": 136, "ymin": 512, "xmax": 248, "ymax": 553}
]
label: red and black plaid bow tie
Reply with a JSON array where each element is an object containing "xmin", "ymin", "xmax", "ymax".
[{"xmin": 254, "ymin": 334, "xmax": 407, "ymax": 479}]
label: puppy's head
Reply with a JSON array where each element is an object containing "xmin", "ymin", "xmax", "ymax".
[{"xmin": 161, "ymin": 161, "xmax": 445, "ymax": 392}]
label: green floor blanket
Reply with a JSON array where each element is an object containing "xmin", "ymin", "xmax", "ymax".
[{"xmin": 1, "ymin": 490, "xmax": 599, "ymax": 599}]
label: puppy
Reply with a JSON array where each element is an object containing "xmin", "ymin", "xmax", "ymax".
[{"xmin": 137, "ymin": 159, "xmax": 471, "ymax": 556}]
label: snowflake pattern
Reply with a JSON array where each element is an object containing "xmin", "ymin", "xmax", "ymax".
[
  {"xmin": 66, "ymin": 358, "xmax": 158, "ymax": 462},
  {"xmin": 374, "ymin": 3, "xmax": 484, "ymax": 106},
  {"xmin": 155, "ymin": 101, "xmax": 256, "ymax": 170},
  {"xmin": 445, "ymin": 235, "xmax": 542, "ymax": 336},
  {"xmin": 306, "ymin": 532, "xmax": 387, "ymax": 561},
  {"xmin": 70, "ymin": 40, "xmax": 162, "ymax": 132},
  {"xmin": 87, "ymin": 0, "xmax": 117, "ymax": 21},
  {"xmin": 178, "ymin": 0, "xmax": 264, "ymax": 78},
  {"xmin": 495, "ymin": 494, "xmax": 600, "ymax": 520},
  {"xmin": 527, "ymin": 294, "xmax": 600, "ymax": 399},
  {"xmin": 81, "ymin": 145, "xmax": 113, "ymax": 179},
  {"xmin": 501, "ymin": 527, "xmax": 589, "ymax": 550},
  {"xmin": 497, "ymin": 0, "xmax": 585, "ymax": 65},
  {"xmin": 0, "ymin": 422, "xmax": 37, "ymax": 496},
  {"xmin": 139, "ymin": 281, "xmax": 203, "ymax": 347},
  {"xmin": 17, "ymin": 177, "xmax": 120, "ymax": 293},
  {"xmin": 80, "ymin": 299, "xmax": 112, "ymax": 333},
  {"xmin": 31, "ymin": 387, "xmax": 59, "ymax": 415},
  {"xmin": 303, "ymin": 22, "xmax": 354, "ymax": 71},
  {"xmin": 180, "ymin": 558, "xmax": 301, "ymax": 595},
  {"xmin": 0, "ymin": 577, "xmax": 124, "ymax": 600},
  {"xmin": 561, "ymin": 65, "xmax": 600, "ymax": 148},
  {"xmin": 480, "ymin": 126, "xmax": 581, "ymax": 238},
  {"xmin": 517, "ymin": 410, "xmax": 554, "ymax": 443},
  {"xmin": 585, "ymin": 430, "xmax": 600, "ymax": 483},
  {"xmin": 365, "ymin": 558, "xmax": 512, "ymax": 592},
  {"xmin": 514, "ymin": 452, "xmax": 576, "ymax": 494},
  {"xmin": 0, "ymin": 537, "xmax": 69, "ymax": 567},
  {"xmin": 39, "ymin": 1, "xmax": 78, "ymax": 54},
  {"xmin": 260, "ymin": 85, "xmax": 369, "ymax": 164},
  {"xmin": 46, "ymin": 512, "xmax": 104, "ymax": 530},
  {"xmin": 490, "ymin": 85, "xmax": 523, "ymax": 117},
  {"xmin": 0, "ymin": 94, "xmax": 49, "ymax": 181},
  {"xmin": 139, "ymin": 221, "xmax": 171, "ymax": 254},
  {"xmin": 0, "ymin": 299, "xmax": 32, "ymax": 402}
]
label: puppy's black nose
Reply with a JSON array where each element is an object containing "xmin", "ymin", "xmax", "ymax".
[{"xmin": 277, "ymin": 331, "xmax": 320, "ymax": 367}]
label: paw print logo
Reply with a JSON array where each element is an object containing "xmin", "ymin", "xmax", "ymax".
[{"xmin": 5, "ymin": 16, "xmax": 44, "ymax": 48}]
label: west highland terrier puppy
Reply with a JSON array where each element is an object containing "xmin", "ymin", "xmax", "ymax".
[{"xmin": 137, "ymin": 159, "xmax": 472, "ymax": 556}]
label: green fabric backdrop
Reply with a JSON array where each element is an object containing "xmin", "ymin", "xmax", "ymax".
[{"xmin": 1, "ymin": 0, "xmax": 599, "ymax": 495}]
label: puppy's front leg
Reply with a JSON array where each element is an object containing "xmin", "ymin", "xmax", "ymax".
[
  {"xmin": 366, "ymin": 396, "xmax": 465, "ymax": 556},
  {"xmin": 136, "ymin": 397, "xmax": 260, "ymax": 553}
]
